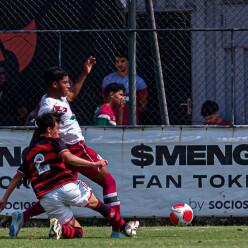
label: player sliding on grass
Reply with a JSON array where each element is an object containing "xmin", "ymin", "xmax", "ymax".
[
  {"xmin": 8, "ymin": 57, "xmax": 139, "ymax": 238},
  {"xmin": 0, "ymin": 113, "xmax": 135, "ymax": 239}
]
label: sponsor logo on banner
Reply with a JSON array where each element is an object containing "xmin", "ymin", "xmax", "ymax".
[
  {"xmin": 1, "ymin": 127, "xmax": 248, "ymax": 217},
  {"xmin": 131, "ymin": 143, "xmax": 248, "ymax": 189}
]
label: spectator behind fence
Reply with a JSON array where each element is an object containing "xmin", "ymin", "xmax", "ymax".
[
  {"xmin": 94, "ymin": 83, "xmax": 125, "ymax": 126},
  {"xmin": 0, "ymin": 63, "xmax": 28, "ymax": 126},
  {"xmin": 201, "ymin": 100, "xmax": 232, "ymax": 125},
  {"xmin": 102, "ymin": 46, "xmax": 148, "ymax": 125}
]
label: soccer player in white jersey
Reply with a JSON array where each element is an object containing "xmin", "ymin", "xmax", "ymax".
[{"xmin": 10, "ymin": 56, "xmax": 139, "ymax": 238}]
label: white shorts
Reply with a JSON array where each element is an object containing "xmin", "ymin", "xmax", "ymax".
[{"xmin": 40, "ymin": 180, "xmax": 92, "ymax": 225}]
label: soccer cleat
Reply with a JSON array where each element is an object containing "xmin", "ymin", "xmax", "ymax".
[
  {"xmin": 49, "ymin": 218, "xmax": 62, "ymax": 240},
  {"xmin": 128, "ymin": 220, "xmax": 140, "ymax": 235},
  {"xmin": 9, "ymin": 211, "xmax": 24, "ymax": 238},
  {"xmin": 110, "ymin": 231, "xmax": 129, "ymax": 238},
  {"xmin": 123, "ymin": 224, "xmax": 134, "ymax": 237},
  {"xmin": 111, "ymin": 229, "xmax": 138, "ymax": 239}
]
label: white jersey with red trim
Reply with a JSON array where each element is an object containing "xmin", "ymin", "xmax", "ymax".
[{"xmin": 38, "ymin": 96, "xmax": 84, "ymax": 144}]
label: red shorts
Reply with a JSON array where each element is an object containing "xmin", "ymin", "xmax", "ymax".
[{"xmin": 66, "ymin": 141, "xmax": 102, "ymax": 180}]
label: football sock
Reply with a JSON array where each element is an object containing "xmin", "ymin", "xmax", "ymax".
[
  {"xmin": 62, "ymin": 225, "xmax": 84, "ymax": 238},
  {"xmin": 99, "ymin": 173, "xmax": 121, "ymax": 232},
  {"xmin": 94, "ymin": 199, "xmax": 127, "ymax": 231},
  {"xmin": 100, "ymin": 173, "xmax": 119, "ymax": 210},
  {"xmin": 74, "ymin": 168, "xmax": 121, "ymax": 232},
  {"xmin": 23, "ymin": 201, "xmax": 45, "ymax": 222}
]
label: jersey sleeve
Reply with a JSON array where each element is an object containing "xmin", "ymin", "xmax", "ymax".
[
  {"xmin": 136, "ymin": 76, "xmax": 148, "ymax": 91},
  {"xmin": 53, "ymin": 138, "xmax": 70, "ymax": 156},
  {"xmin": 102, "ymin": 75, "xmax": 108, "ymax": 89},
  {"xmin": 17, "ymin": 159, "xmax": 29, "ymax": 177},
  {"xmin": 38, "ymin": 102, "xmax": 54, "ymax": 116},
  {"xmin": 96, "ymin": 118, "xmax": 113, "ymax": 126},
  {"xmin": 95, "ymin": 105, "xmax": 115, "ymax": 126},
  {"xmin": 102, "ymin": 73, "xmax": 115, "ymax": 90}
]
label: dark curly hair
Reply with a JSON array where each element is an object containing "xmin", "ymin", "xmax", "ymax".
[
  {"xmin": 201, "ymin": 100, "xmax": 219, "ymax": 117},
  {"xmin": 44, "ymin": 66, "xmax": 68, "ymax": 87}
]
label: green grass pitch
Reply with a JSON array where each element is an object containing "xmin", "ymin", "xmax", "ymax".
[{"xmin": 1, "ymin": 226, "xmax": 248, "ymax": 248}]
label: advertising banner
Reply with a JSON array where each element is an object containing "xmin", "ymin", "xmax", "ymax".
[{"xmin": 0, "ymin": 126, "xmax": 248, "ymax": 218}]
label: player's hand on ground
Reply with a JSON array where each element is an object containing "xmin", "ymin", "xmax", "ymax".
[{"xmin": 84, "ymin": 56, "xmax": 96, "ymax": 75}]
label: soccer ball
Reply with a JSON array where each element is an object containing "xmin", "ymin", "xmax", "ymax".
[{"xmin": 170, "ymin": 203, "xmax": 193, "ymax": 225}]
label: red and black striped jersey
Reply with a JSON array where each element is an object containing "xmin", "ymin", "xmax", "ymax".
[{"xmin": 17, "ymin": 137, "xmax": 77, "ymax": 198}]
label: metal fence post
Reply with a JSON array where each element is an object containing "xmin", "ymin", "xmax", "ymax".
[
  {"xmin": 230, "ymin": 30, "xmax": 235, "ymax": 125},
  {"xmin": 145, "ymin": 0, "xmax": 170, "ymax": 125},
  {"xmin": 128, "ymin": 0, "xmax": 137, "ymax": 125}
]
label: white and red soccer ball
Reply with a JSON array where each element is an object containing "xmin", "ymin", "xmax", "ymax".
[{"xmin": 170, "ymin": 203, "xmax": 194, "ymax": 225}]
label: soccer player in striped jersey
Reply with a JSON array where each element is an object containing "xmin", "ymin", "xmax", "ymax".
[
  {"xmin": 93, "ymin": 83, "xmax": 125, "ymax": 126},
  {"xmin": 0, "ymin": 113, "xmax": 134, "ymax": 239},
  {"xmin": 9, "ymin": 57, "xmax": 139, "ymax": 238}
]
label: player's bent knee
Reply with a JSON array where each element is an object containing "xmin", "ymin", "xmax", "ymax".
[{"xmin": 86, "ymin": 193, "xmax": 99, "ymax": 209}]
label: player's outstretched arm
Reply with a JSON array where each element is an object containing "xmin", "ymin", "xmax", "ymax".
[
  {"xmin": 0, "ymin": 173, "xmax": 23, "ymax": 211},
  {"xmin": 62, "ymin": 151, "xmax": 108, "ymax": 168},
  {"xmin": 67, "ymin": 56, "xmax": 96, "ymax": 102}
]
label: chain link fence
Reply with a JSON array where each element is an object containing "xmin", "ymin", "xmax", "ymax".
[{"xmin": 0, "ymin": 0, "xmax": 248, "ymax": 126}]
